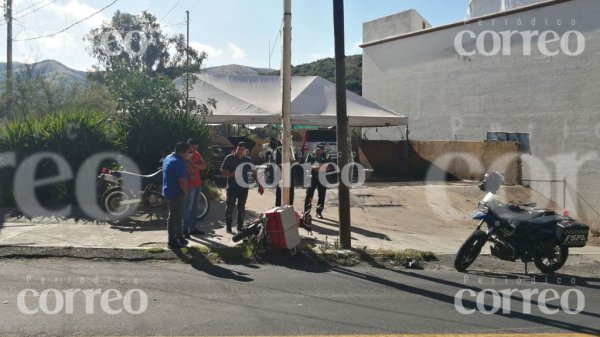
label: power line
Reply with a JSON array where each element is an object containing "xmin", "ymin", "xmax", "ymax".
[
  {"xmin": 160, "ymin": 0, "xmax": 184, "ymax": 22},
  {"xmin": 14, "ymin": 0, "xmax": 55, "ymax": 16},
  {"xmin": 14, "ymin": 0, "xmax": 118, "ymax": 42},
  {"xmin": 14, "ymin": 0, "xmax": 57, "ymax": 19},
  {"xmin": 163, "ymin": 20, "xmax": 186, "ymax": 28},
  {"xmin": 269, "ymin": 20, "xmax": 284, "ymax": 66}
]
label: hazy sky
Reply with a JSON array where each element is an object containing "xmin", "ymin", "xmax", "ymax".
[{"xmin": 0, "ymin": 0, "xmax": 468, "ymax": 71}]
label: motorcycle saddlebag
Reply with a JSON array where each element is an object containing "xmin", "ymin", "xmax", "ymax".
[{"xmin": 556, "ymin": 221, "xmax": 589, "ymax": 247}]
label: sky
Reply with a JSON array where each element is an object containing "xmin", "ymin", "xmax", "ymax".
[{"xmin": 0, "ymin": 0, "xmax": 468, "ymax": 71}]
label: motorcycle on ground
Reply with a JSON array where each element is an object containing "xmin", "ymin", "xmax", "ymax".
[
  {"xmin": 233, "ymin": 208, "xmax": 313, "ymax": 243},
  {"xmin": 454, "ymin": 172, "xmax": 590, "ymax": 274},
  {"xmin": 97, "ymin": 167, "xmax": 210, "ymax": 220}
]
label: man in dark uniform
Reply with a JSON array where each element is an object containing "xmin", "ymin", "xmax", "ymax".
[
  {"xmin": 304, "ymin": 143, "xmax": 332, "ymax": 218},
  {"xmin": 220, "ymin": 142, "xmax": 264, "ymax": 233}
]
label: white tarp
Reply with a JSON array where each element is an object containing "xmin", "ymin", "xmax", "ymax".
[{"xmin": 177, "ymin": 74, "xmax": 407, "ymax": 127}]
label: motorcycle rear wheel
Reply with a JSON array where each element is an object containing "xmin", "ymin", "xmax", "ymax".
[
  {"xmin": 534, "ymin": 245, "xmax": 569, "ymax": 274},
  {"xmin": 454, "ymin": 229, "xmax": 487, "ymax": 272},
  {"xmin": 102, "ymin": 188, "xmax": 135, "ymax": 218}
]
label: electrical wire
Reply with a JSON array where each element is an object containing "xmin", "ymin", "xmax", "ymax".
[
  {"xmin": 160, "ymin": 0, "xmax": 184, "ymax": 22},
  {"xmin": 14, "ymin": 0, "xmax": 58, "ymax": 19},
  {"xmin": 269, "ymin": 20, "xmax": 284, "ymax": 63},
  {"xmin": 14, "ymin": 0, "xmax": 118, "ymax": 42},
  {"xmin": 163, "ymin": 20, "xmax": 186, "ymax": 28}
]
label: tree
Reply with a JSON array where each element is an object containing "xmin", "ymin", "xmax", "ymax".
[
  {"xmin": 106, "ymin": 70, "xmax": 214, "ymax": 173},
  {"xmin": 85, "ymin": 11, "xmax": 206, "ymax": 79}
]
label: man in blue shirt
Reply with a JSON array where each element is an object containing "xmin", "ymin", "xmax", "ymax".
[{"xmin": 163, "ymin": 142, "xmax": 192, "ymax": 249}]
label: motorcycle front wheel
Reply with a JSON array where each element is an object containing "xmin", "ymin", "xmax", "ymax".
[
  {"xmin": 196, "ymin": 192, "xmax": 210, "ymax": 221},
  {"xmin": 102, "ymin": 188, "xmax": 135, "ymax": 218},
  {"xmin": 534, "ymin": 245, "xmax": 569, "ymax": 274},
  {"xmin": 454, "ymin": 229, "xmax": 487, "ymax": 272},
  {"xmin": 232, "ymin": 223, "xmax": 262, "ymax": 242}
]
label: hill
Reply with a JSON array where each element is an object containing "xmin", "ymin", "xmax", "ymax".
[
  {"xmin": 205, "ymin": 55, "xmax": 363, "ymax": 95},
  {"xmin": 0, "ymin": 60, "xmax": 87, "ymax": 85},
  {"xmin": 291, "ymin": 54, "xmax": 362, "ymax": 95},
  {"xmin": 0, "ymin": 56, "xmax": 363, "ymax": 95},
  {"xmin": 203, "ymin": 64, "xmax": 275, "ymax": 76}
]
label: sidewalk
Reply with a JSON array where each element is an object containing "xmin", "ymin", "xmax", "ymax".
[{"xmin": 1, "ymin": 182, "xmax": 599, "ymax": 256}]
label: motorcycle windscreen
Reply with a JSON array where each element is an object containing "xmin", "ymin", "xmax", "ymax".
[{"xmin": 472, "ymin": 209, "xmax": 491, "ymax": 220}]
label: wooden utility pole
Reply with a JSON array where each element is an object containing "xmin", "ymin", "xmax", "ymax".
[
  {"xmin": 333, "ymin": 0, "xmax": 351, "ymax": 249},
  {"xmin": 5, "ymin": 0, "xmax": 13, "ymax": 120},
  {"xmin": 281, "ymin": 0, "xmax": 292, "ymax": 205},
  {"xmin": 185, "ymin": 10, "xmax": 190, "ymax": 114}
]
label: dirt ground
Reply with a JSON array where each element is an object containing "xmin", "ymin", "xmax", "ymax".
[
  {"xmin": 1, "ymin": 181, "xmax": 598, "ymax": 254},
  {"xmin": 242, "ymin": 181, "xmax": 599, "ymax": 254}
]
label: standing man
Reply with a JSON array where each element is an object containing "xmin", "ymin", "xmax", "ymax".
[
  {"xmin": 163, "ymin": 142, "xmax": 191, "ymax": 249},
  {"xmin": 183, "ymin": 138, "xmax": 207, "ymax": 238},
  {"xmin": 220, "ymin": 142, "xmax": 264, "ymax": 234},
  {"xmin": 304, "ymin": 143, "xmax": 332, "ymax": 219}
]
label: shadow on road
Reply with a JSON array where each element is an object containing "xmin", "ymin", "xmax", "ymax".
[
  {"xmin": 171, "ymin": 246, "xmax": 254, "ymax": 282},
  {"xmin": 311, "ymin": 217, "xmax": 392, "ymax": 241},
  {"xmin": 467, "ymin": 270, "xmax": 600, "ymax": 291},
  {"xmin": 328, "ymin": 265, "xmax": 600, "ymax": 335}
]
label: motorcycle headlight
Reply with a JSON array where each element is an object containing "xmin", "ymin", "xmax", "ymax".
[{"xmin": 103, "ymin": 175, "xmax": 119, "ymax": 183}]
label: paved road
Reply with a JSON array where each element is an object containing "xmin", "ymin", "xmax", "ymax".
[{"xmin": 0, "ymin": 258, "xmax": 599, "ymax": 336}]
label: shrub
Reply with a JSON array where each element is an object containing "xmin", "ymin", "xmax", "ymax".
[{"xmin": 0, "ymin": 110, "xmax": 115, "ymax": 207}]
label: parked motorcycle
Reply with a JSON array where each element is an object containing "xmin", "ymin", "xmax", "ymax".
[
  {"xmin": 97, "ymin": 167, "xmax": 210, "ymax": 220},
  {"xmin": 454, "ymin": 172, "xmax": 590, "ymax": 274}
]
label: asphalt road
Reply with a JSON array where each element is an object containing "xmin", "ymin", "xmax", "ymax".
[{"xmin": 0, "ymin": 257, "xmax": 599, "ymax": 336}]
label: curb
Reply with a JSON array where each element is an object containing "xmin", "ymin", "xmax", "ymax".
[{"xmin": 0, "ymin": 246, "xmax": 178, "ymax": 261}]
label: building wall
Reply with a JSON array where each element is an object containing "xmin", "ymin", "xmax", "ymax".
[
  {"xmin": 359, "ymin": 140, "xmax": 520, "ymax": 184},
  {"xmin": 362, "ymin": 0, "xmax": 600, "ymax": 226},
  {"xmin": 363, "ymin": 9, "xmax": 432, "ymax": 45}
]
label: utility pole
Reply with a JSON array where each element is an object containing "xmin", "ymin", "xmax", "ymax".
[
  {"xmin": 333, "ymin": 0, "xmax": 351, "ymax": 249},
  {"xmin": 5, "ymin": 0, "xmax": 13, "ymax": 120},
  {"xmin": 281, "ymin": 0, "xmax": 292, "ymax": 205},
  {"xmin": 185, "ymin": 10, "xmax": 190, "ymax": 114}
]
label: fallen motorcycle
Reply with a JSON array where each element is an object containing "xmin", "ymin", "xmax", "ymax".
[
  {"xmin": 233, "ymin": 207, "xmax": 312, "ymax": 251},
  {"xmin": 97, "ymin": 167, "xmax": 210, "ymax": 220}
]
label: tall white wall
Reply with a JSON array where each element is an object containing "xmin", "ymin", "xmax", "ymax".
[{"xmin": 363, "ymin": 0, "xmax": 600, "ymax": 225}]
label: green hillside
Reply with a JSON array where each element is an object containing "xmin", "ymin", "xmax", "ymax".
[{"xmin": 291, "ymin": 54, "xmax": 362, "ymax": 95}]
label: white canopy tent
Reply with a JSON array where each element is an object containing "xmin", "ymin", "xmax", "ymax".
[{"xmin": 176, "ymin": 74, "xmax": 407, "ymax": 127}]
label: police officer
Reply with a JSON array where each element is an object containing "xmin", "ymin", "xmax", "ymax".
[{"xmin": 304, "ymin": 143, "xmax": 332, "ymax": 218}]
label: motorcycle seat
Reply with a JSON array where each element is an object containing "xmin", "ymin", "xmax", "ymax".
[{"xmin": 525, "ymin": 214, "xmax": 563, "ymax": 227}]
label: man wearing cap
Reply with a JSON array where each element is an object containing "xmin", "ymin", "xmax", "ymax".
[
  {"xmin": 304, "ymin": 143, "xmax": 332, "ymax": 218},
  {"xmin": 220, "ymin": 142, "xmax": 264, "ymax": 234}
]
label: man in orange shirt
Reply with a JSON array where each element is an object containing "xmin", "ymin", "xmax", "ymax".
[{"xmin": 183, "ymin": 138, "xmax": 207, "ymax": 238}]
